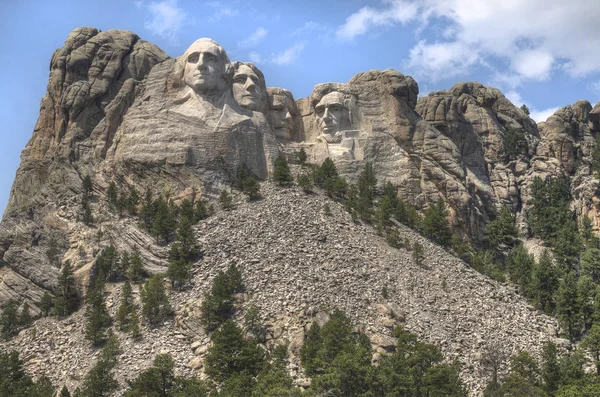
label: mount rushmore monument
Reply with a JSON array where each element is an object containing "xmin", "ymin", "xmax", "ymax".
[{"xmin": 0, "ymin": 26, "xmax": 599, "ymax": 310}]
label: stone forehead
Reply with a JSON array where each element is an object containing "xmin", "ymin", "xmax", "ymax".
[
  {"xmin": 316, "ymin": 91, "xmax": 346, "ymax": 108},
  {"xmin": 234, "ymin": 64, "xmax": 258, "ymax": 77},
  {"xmin": 182, "ymin": 38, "xmax": 230, "ymax": 63}
]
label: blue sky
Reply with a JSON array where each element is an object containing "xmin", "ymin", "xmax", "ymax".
[{"xmin": 2, "ymin": 0, "xmax": 600, "ymax": 215}]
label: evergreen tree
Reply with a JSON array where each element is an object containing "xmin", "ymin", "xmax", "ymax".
[
  {"xmin": 520, "ymin": 104, "xmax": 530, "ymax": 115},
  {"xmin": 241, "ymin": 176, "xmax": 261, "ymax": 201},
  {"xmin": 78, "ymin": 332, "xmax": 120, "ymax": 397},
  {"xmin": 219, "ymin": 189, "xmax": 234, "ymax": 210},
  {"xmin": 107, "ymin": 182, "xmax": 118, "ymax": 207},
  {"xmin": 313, "ymin": 157, "xmax": 346, "ymax": 199},
  {"xmin": 528, "ymin": 176, "xmax": 571, "ymax": 243},
  {"xmin": 116, "ymin": 281, "xmax": 134, "ymax": 331},
  {"xmin": 39, "ymin": 292, "xmax": 53, "ymax": 316},
  {"xmin": 541, "ymin": 341, "xmax": 561, "ymax": 395},
  {"xmin": 54, "ymin": 261, "xmax": 80, "ymax": 317},
  {"xmin": 578, "ymin": 276, "xmax": 596, "ymax": 332},
  {"xmin": 118, "ymin": 251, "xmax": 130, "ymax": 281},
  {"xmin": 413, "ymin": 241, "xmax": 425, "ymax": 267},
  {"xmin": 485, "ymin": 205, "xmax": 519, "ymax": 249},
  {"xmin": 297, "ymin": 170, "xmax": 313, "ymax": 193},
  {"xmin": 0, "ymin": 350, "xmax": 56, "ymax": 396},
  {"xmin": 244, "ymin": 304, "xmax": 266, "ymax": 343},
  {"xmin": 194, "ymin": 198, "xmax": 209, "ymax": 222},
  {"xmin": 297, "ymin": 148, "xmax": 307, "ymax": 165},
  {"xmin": 553, "ymin": 218, "xmax": 582, "ymax": 272},
  {"xmin": 124, "ymin": 354, "xmax": 186, "ymax": 397},
  {"xmin": 60, "ymin": 385, "xmax": 71, "ymax": 397},
  {"xmin": 94, "ymin": 245, "xmax": 120, "ymax": 283},
  {"xmin": 506, "ymin": 244, "xmax": 534, "ymax": 295},
  {"xmin": 273, "ymin": 154, "xmax": 293, "ymax": 186},
  {"xmin": 532, "ymin": 250, "xmax": 558, "ymax": 313},
  {"xmin": 556, "ymin": 272, "xmax": 583, "ymax": 342},
  {"xmin": 300, "ymin": 323, "xmax": 323, "ymax": 376},
  {"xmin": 166, "ymin": 251, "xmax": 191, "ymax": 291},
  {"xmin": 176, "ymin": 216, "xmax": 199, "ymax": 261},
  {"xmin": 503, "ymin": 127, "xmax": 528, "ymax": 159},
  {"xmin": 126, "ymin": 186, "xmax": 139, "ymax": 216},
  {"xmin": 151, "ymin": 198, "xmax": 175, "ymax": 244},
  {"xmin": 422, "ymin": 198, "xmax": 452, "ymax": 246},
  {"xmin": 18, "ymin": 303, "xmax": 31, "ymax": 329},
  {"xmin": 356, "ymin": 162, "xmax": 377, "ymax": 221},
  {"xmin": 204, "ymin": 320, "xmax": 265, "ymax": 383},
  {"xmin": 84, "ymin": 279, "xmax": 112, "ymax": 346},
  {"xmin": 82, "ymin": 175, "xmax": 93, "ymax": 196},
  {"xmin": 179, "ymin": 199, "xmax": 195, "ymax": 223},
  {"xmin": 0, "ymin": 300, "xmax": 19, "ymax": 339},
  {"xmin": 82, "ymin": 198, "xmax": 93, "ymax": 225},
  {"xmin": 127, "ymin": 247, "xmax": 145, "ymax": 283},
  {"xmin": 200, "ymin": 263, "xmax": 243, "ymax": 332},
  {"xmin": 140, "ymin": 188, "xmax": 155, "ymax": 231},
  {"xmin": 581, "ymin": 323, "xmax": 600, "ymax": 375},
  {"xmin": 581, "ymin": 247, "xmax": 600, "ymax": 283},
  {"xmin": 129, "ymin": 305, "xmax": 141, "ymax": 339},
  {"xmin": 141, "ymin": 275, "xmax": 171, "ymax": 327}
]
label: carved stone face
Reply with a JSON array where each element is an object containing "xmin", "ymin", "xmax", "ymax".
[
  {"xmin": 269, "ymin": 90, "xmax": 295, "ymax": 140},
  {"xmin": 183, "ymin": 39, "xmax": 228, "ymax": 93},
  {"xmin": 315, "ymin": 91, "xmax": 349, "ymax": 136},
  {"xmin": 233, "ymin": 64, "xmax": 264, "ymax": 111}
]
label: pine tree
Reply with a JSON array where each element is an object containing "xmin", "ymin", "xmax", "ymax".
[
  {"xmin": 18, "ymin": 303, "xmax": 31, "ymax": 329},
  {"xmin": 107, "ymin": 182, "xmax": 118, "ymax": 207},
  {"xmin": 151, "ymin": 198, "xmax": 175, "ymax": 244},
  {"xmin": 82, "ymin": 175, "xmax": 93, "ymax": 197},
  {"xmin": 581, "ymin": 247, "xmax": 600, "ymax": 283},
  {"xmin": 176, "ymin": 215, "xmax": 199, "ymax": 261},
  {"xmin": 116, "ymin": 282, "xmax": 134, "ymax": 331},
  {"xmin": 297, "ymin": 148, "xmax": 307, "ymax": 165},
  {"xmin": 531, "ymin": 250, "xmax": 558, "ymax": 313},
  {"xmin": 200, "ymin": 263, "xmax": 244, "ymax": 332},
  {"xmin": 78, "ymin": 331, "xmax": 120, "ymax": 397},
  {"xmin": 39, "ymin": 292, "xmax": 53, "ymax": 316},
  {"xmin": 54, "ymin": 261, "xmax": 80, "ymax": 317},
  {"xmin": 126, "ymin": 186, "xmax": 139, "ymax": 216},
  {"xmin": 140, "ymin": 188, "xmax": 155, "ymax": 231},
  {"xmin": 273, "ymin": 154, "xmax": 292, "ymax": 186},
  {"xmin": 413, "ymin": 241, "xmax": 424, "ymax": 267},
  {"xmin": 204, "ymin": 320, "xmax": 265, "ymax": 383},
  {"xmin": 82, "ymin": 197, "xmax": 93, "ymax": 225},
  {"xmin": 194, "ymin": 198, "xmax": 209, "ymax": 222},
  {"xmin": 141, "ymin": 275, "xmax": 171, "ymax": 327},
  {"xmin": 84, "ymin": 279, "xmax": 112, "ymax": 346},
  {"xmin": 166, "ymin": 252, "xmax": 191, "ymax": 291},
  {"xmin": 485, "ymin": 205, "xmax": 519, "ymax": 249},
  {"xmin": 60, "ymin": 385, "xmax": 71, "ymax": 397},
  {"xmin": 127, "ymin": 247, "xmax": 145, "ymax": 283},
  {"xmin": 297, "ymin": 170, "xmax": 313, "ymax": 193},
  {"xmin": 506, "ymin": 244, "xmax": 534, "ymax": 295},
  {"xmin": 578, "ymin": 276, "xmax": 596, "ymax": 332},
  {"xmin": 242, "ymin": 176, "xmax": 261, "ymax": 201},
  {"xmin": 219, "ymin": 189, "xmax": 234, "ymax": 210},
  {"xmin": 356, "ymin": 162, "xmax": 377, "ymax": 221},
  {"xmin": 129, "ymin": 305, "xmax": 141, "ymax": 339},
  {"xmin": 556, "ymin": 272, "xmax": 583, "ymax": 342},
  {"xmin": 179, "ymin": 199, "xmax": 195, "ymax": 223},
  {"xmin": 1, "ymin": 299, "xmax": 20, "ymax": 339},
  {"xmin": 422, "ymin": 198, "xmax": 452, "ymax": 246},
  {"xmin": 541, "ymin": 341, "xmax": 560, "ymax": 395},
  {"xmin": 581, "ymin": 323, "xmax": 600, "ymax": 374}
]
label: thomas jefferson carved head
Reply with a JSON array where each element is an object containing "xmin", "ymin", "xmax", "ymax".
[
  {"xmin": 231, "ymin": 62, "xmax": 267, "ymax": 112},
  {"xmin": 180, "ymin": 38, "xmax": 232, "ymax": 94},
  {"xmin": 267, "ymin": 88, "xmax": 297, "ymax": 140}
]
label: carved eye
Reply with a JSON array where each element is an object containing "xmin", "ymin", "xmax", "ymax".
[
  {"xmin": 330, "ymin": 105, "xmax": 343, "ymax": 113},
  {"xmin": 234, "ymin": 76, "xmax": 247, "ymax": 84},
  {"xmin": 204, "ymin": 53, "xmax": 217, "ymax": 62},
  {"xmin": 315, "ymin": 106, "xmax": 324, "ymax": 116},
  {"xmin": 187, "ymin": 52, "xmax": 199, "ymax": 63}
]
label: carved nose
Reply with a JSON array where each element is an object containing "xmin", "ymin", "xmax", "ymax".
[
  {"xmin": 323, "ymin": 107, "xmax": 332, "ymax": 119},
  {"xmin": 245, "ymin": 78, "xmax": 255, "ymax": 90},
  {"xmin": 285, "ymin": 111, "xmax": 292, "ymax": 121}
]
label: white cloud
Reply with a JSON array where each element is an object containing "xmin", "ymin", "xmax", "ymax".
[
  {"xmin": 530, "ymin": 107, "xmax": 560, "ymax": 123},
  {"xmin": 504, "ymin": 90, "xmax": 524, "ymax": 107},
  {"xmin": 503, "ymin": 89, "xmax": 559, "ymax": 123},
  {"xmin": 337, "ymin": 0, "xmax": 600, "ymax": 85},
  {"xmin": 336, "ymin": 1, "xmax": 419, "ymax": 40},
  {"xmin": 238, "ymin": 27, "xmax": 268, "ymax": 49},
  {"xmin": 271, "ymin": 43, "xmax": 305, "ymax": 65},
  {"xmin": 405, "ymin": 40, "xmax": 479, "ymax": 82},
  {"xmin": 249, "ymin": 51, "xmax": 263, "ymax": 64},
  {"xmin": 142, "ymin": 0, "xmax": 186, "ymax": 43}
]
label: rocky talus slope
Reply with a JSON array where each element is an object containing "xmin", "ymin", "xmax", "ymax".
[{"xmin": 1, "ymin": 183, "xmax": 561, "ymax": 396}]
